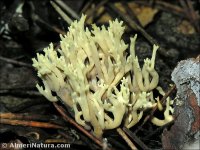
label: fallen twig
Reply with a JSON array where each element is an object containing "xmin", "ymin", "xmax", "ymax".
[
  {"xmin": 0, "ymin": 112, "xmax": 60, "ymax": 122},
  {"xmin": 123, "ymin": 127, "xmax": 150, "ymax": 150},
  {"xmin": 0, "ymin": 118, "xmax": 63, "ymax": 129},
  {"xmin": 106, "ymin": 3, "xmax": 158, "ymax": 46},
  {"xmin": 121, "ymin": 2, "xmax": 142, "ymax": 27},
  {"xmin": 116, "ymin": 128, "xmax": 138, "ymax": 150},
  {"xmin": 53, "ymin": 102, "xmax": 112, "ymax": 150}
]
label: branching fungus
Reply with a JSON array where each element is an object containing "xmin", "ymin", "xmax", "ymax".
[{"xmin": 32, "ymin": 15, "xmax": 174, "ymax": 138}]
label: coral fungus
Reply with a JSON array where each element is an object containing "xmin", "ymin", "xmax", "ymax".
[{"xmin": 32, "ymin": 15, "xmax": 173, "ymax": 138}]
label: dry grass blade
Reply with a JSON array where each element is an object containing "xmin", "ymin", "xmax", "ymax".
[
  {"xmin": 50, "ymin": 1, "xmax": 73, "ymax": 24},
  {"xmin": 54, "ymin": 0, "xmax": 80, "ymax": 20},
  {"xmin": 80, "ymin": 0, "xmax": 94, "ymax": 14}
]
